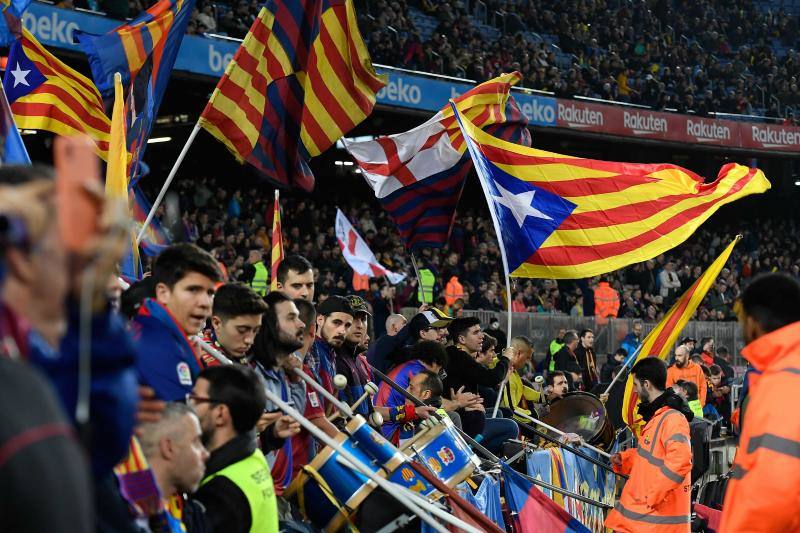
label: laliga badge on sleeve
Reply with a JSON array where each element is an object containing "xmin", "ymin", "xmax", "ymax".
[
  {"xmin": 177, "ymin": 362, "xmax": 193, "ymax": 386},
  {"xmin": 308, "ymin": 391, "xmax": 320, "ymax": 408}
]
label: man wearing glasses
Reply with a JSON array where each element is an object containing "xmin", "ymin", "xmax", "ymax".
[{"xmin": 190, "ymin": 364, "xmax": 279, "ymax": 533}]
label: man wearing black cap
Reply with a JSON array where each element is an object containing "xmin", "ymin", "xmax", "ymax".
[
  {"xmin": 335, "ymin": 295, "xmax": 375, "ymax": 417},
  {"xmin": 366, "ymin": 307, "xmax": 453, "ymax": 374},
  {"xmin": 306, "ymin": 295, "xmax": 354, "ymax": 416}
]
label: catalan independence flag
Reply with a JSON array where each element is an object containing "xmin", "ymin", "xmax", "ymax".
[
  {"xmin": 621, "ymin": 236, "xmax": 740, "ymax": 435},
  {"xmin": 269, "ymin": 190, "xmax": 283, "ymax": 291},
  {"xmin": 452, "ymin": 104, "xmax": 770, "ymax": 279},
  {"xmin": 76, "ymin": 0, "xmax": 195, "ymax": 178},
  {"xmin": 132, "ymin": 185, "xmax": 169, "ymax": 256},
  {"xmin": 345, "ymin": 72, "xmax": 530, "ymax": 250},
  {"xmin": 3, "ymin": 28, "xmax": 110, "ymax": 158},
  {"xmin": 199, "ymin": 0, "xmax": 386, "ymax": 192}
]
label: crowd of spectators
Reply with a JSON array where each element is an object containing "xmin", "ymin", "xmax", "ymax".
[
  {"xmin": 56, "ymin": 0, "xmax": 800, "ymax": 118},
  {"xmin": 146, "ymin": 174, "xmax": 800, "ymax": 328}
]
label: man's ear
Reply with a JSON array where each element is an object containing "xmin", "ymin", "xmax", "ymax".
[
  {"xmin": 211, "ymin": 315, "xmax": 222, "ymax": 331},
  {"xmin": 155, "ymin": 282, "xmax": 171, "ymax": 305},
  {"xmin": 159, "ymin": 436, "xmax": 174, "ymax": 461},
  {"xmin": 4, "ymin": 248, "xmax": 35, "ymax": 284}
]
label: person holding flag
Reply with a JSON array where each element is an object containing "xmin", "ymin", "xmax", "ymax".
[{"xmin": 605, "ymin": 357, "xmax": 694, "ymax": 532}]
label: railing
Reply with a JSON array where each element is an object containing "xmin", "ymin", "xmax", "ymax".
[{"xmin": 401, "ymin": 308, "xmax": 746, "ymax": 367}]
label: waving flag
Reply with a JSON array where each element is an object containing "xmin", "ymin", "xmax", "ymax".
[
  {"xmin": 269, "ymin": 190, "xmax": 283, "ymax": 291},
  {"xmin": 335, "ymin": 209, "xmax": 405, "ymax": 284},
  {"xmin": 3, "ymin": 28, "xmax": 110, "ymax": 158},
  {"xmin": 132, "ymin": 186, "xmax": 169, "ymax": 256},
  {"xmin": 199, "ymin": 0, "xmax": 385, "ymax": 191},
  {"xmin": 76, "ymin": 0, "xmax": 195, "ymax": 179},
  {"xmin": 452, "ymin": 104, "xmax": 770, "ymax": 278},
  {"xmin": 344, "ymin": 72, "xmax": 530, "ymax": 250},
  {"xmin": 503, "ymin": 463, "xmax": 591, "ymax": 533},
  {"xmin": 622, "ymin": 237, "xmax": 739, "ymax": 435},
  {"xmin": 0, "ymin": 0, "xmax": 32, "ymax": 45}
]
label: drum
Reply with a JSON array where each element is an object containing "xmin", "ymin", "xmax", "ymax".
[
  {"xmin": 345, "ymin": 415, "xmax": 438, "ymax": 497},
  {"xmin": 543, "ymin": 391, "xmax": 614, "ymax": 449},
  {"xmin": 287, "ymin": 432, "xmax": 379, "ymax": 532},
  {"xmin": 405, "ymin": 417, "xmax": 477, "ymax": 487}
]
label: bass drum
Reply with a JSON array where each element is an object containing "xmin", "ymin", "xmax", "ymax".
[{"xmin": 542, "ymin": 391, "xmax": 614, "ymax": 450}]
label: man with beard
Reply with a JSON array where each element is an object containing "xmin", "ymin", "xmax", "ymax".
[
  {"xmin": 250, "ymin": 292, "xmax": 305, "ymax": 453},
  {"xmin": 201, "ymin": 283, "xmax": 267, "ymax": 366},
  {"xmin": 605, "ymin": 357, "xmax": 693, "ymax": 532},
  {"xmin": 191, "ymin": 365, "xmax": 278, "ymax": 533},
  {"xmin": 575, "ymin": 328, "xmax": 599, "ymax": 390},
  {"xmin": 274, "ymin": 255, "xmax": 315, "ymax": 301},
  {"xmin": 307, "ymin": 296, "xmax": 354, "ymax": 416},
  {"xmin": 666, "ymin": 344, "xmax": 707, "ymax": 405}
]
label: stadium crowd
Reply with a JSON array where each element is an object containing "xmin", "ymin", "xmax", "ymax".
[
  {"xmin": 144, "ymin": 174, "xmax": 800, "ymax": 334},
  {"xmin": 3, "ymin": 162, "xmax": 799, "ymax": 532}
]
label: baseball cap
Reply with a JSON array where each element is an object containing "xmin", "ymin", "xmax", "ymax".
[
  {"xmin": 679, "ymin": 336, "xmax": 697, "ymax": 345},
  {"xmin": 345, "ymin": 294, "xmax": 372, "ymax": 317},
  {"xmin": 409, "ymin": 308, "xmax": 453, "ymax": 338},
  {"xmin": 317, "ymin": 295, "xmax": 355, "ymax": 317}
]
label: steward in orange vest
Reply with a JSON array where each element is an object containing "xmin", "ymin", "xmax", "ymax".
[
  {"xmin": 721, "ymin": 274, "xmax": 800, "ymax": 532},
  {"xmin": 594, "ymin": 280, "xmax": 620, "ymax": 318},
  {"xmin": 444, "ymin": 276, "xmax": 464, "ymax": 307},
  {"xmin": 606, "ymin": 357, "xmax": 693, "ymax": 533}
]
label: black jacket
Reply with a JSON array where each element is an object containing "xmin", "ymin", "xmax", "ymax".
[
  {"xmin": 193, "ymin": 433, "xmax": 262, "ymax": 533},
  {"xmin": 442, "ymin": 345, "xmax": 509, "ymax": 397},
  {"xmin": 574, "ymin": 344, "xmax": 598, "ymax": 389}
]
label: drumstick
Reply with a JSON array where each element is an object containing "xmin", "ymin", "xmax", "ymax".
[
  {"xmin": 329, "ymin": 381, "xmax": 378, "ymax": 423},
  {"xmin": 292, "ymin": 369, "xmax": 355, "ymax": 419}
]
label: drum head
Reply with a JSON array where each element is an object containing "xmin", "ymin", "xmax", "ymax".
[{"xmin": 542, "ymin": 392, "xmax": 607, "ymax": 443}]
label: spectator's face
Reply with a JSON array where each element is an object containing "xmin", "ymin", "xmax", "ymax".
[
  {"xmin": 346, "ymin": 314, "xmax": 367, "ymax": 345},
  {"xmin": 672, "ymin": 384, "xmax": 687, "ymax": 400},
  {"xmin": 709, "ymin": 373, "xmax": 722, "ymax": 387},
  {"xmin": 633, "ymin": 322, "xmax": 643, "ymax": 336},
  {"xmin": 274, "ymin": 300, "xmax": 305, "ymax": 352},
  {"xmin": 168, "ymin": 413, "xmax": 209, "ymax": 493},
  {"xmin": 703, "ymin": 339, "xmax": 714, "ymax": 352},
  {"xmin": 674, "ymin": 347, "xmax": 689, "ymax": 368},
  {"xmin": 317, "ymin": 312, "xmax": 353, "ymax": 347},
  {"xmin": 191, "ymin": 378, "xmax": 221, "ymax": 445},
  {"xmin": 581, "ymin": 331, "xmax": 594, "ymax": 348},
  {"xmin": 408, "ymin": 372, "xmax": 432, "ymax": 400},
  {"xmin": 278, "ymin": 268, "xmax": 315, "ymax": 301},
  {"xmin": 212, "ymin": 313, "xmax": 262, "ymax": 357},
  {"xmin": 550, "ymin": 375, "xmax": 568, "ymax": 398},
  {"xmin": 458, "ymin": 325, "xmax": 484, "ymax": 354},
  {"xmin": 156, "ymin": 272, "xmax": 216, "ymax": 335}
]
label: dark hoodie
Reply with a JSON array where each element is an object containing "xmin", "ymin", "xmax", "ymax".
[{"xmin": 638, "ymin": 388, "xmax": 694, "ymax": 424}]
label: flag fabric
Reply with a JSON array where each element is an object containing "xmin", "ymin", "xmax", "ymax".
[
  {"xmin": 198, "ymin": 0, "xmax": 386, "ymax": 192},
  {"xmin": 0, "ymin": 0, "xmax": 32, "ymax": 45},
  {"xmin": 76, "ymin": 0, "xmax": 195, "ymax": 179},
  {"xmin": 334, "ymin": 208, "xmax": 405, "ymax": 284},
  {"xmin": 132, "ymin": 185, "xmax": 169, "ymax": 256},
  {"xmin": 473, "ymin": 476, "xmax": 506, "ymax": 530},
  {"xmin": 502, "ymin": 462, "xmax": 591, "ymax": 533},
  {"xmin": 451, "ymin": 104, "xmax": 770, "ymax": 279},
  {"xmin": 0, "ymin": 79, "xmax": 30, "ymax": 164},
  {"xmin": 344, "ymin": 72, "xmax": 530, "ymax": 251},
  {"xmin": 621, "ymin": 237, "xmax": 740, "ymax": 435},
  {"xmin": 269, "ymin": 191, "xmax": 283, "ymax": 291},
  {"xmin": 3, "ymin": 28, "xmax": 110, "ymax": 158}
]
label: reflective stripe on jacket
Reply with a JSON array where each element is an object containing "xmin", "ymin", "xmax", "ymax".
[
  {"xmin": 605, "ymin": 405, "xmax": 692, "ymax": 533},
  {"xmin": 720, "ymin": 321, "xmax": 800, "ymax": 532}
]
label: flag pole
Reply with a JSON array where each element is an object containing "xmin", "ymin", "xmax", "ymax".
[
  {"xmin": 448, "ymin": 101, "xmax": 514, "ymax": 417},
  {"xmin": 409, "ymin": 252, "xmax": 426, "ymax": 303},
  {"xmin": 136, "ymin": 122, "xmax": 201, "ymax": 244}
]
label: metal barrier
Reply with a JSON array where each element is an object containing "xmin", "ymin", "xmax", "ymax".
[{"xmin": 400, "ymin": 308, "xmax": 746, "ymax": 366}]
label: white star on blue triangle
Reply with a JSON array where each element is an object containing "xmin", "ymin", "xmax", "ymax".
[
  {"xmin": 2, "ymin": 39, "xmax": 47, "ymax": 104},
  {"xmin": 483, "ymin": 159, "xmax": 577, "ymax": 272}
]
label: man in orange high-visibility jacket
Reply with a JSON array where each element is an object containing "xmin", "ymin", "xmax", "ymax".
[
  {"xmin": 720, "ymin": 274, "xmax": 800, "ymax": 532},
  {"xmin": 666, "ymin": 345, "xmax": 708, "ymax": 405},
  {"xmin": 444, "ymin": 276, "xmax": 464, "ymax": 308},
  {"xmin": 594, "ymin": 279, "xmax": 620, "ymax": 318},
  {"xmin": 605, "ymin": 357, "xmax": 693, "ymax": 533}
]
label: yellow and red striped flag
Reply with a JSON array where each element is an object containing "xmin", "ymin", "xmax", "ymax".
[
  {"xmin": 621, "ymin": 236, "xmax": 740, "ymax": 435},
  {"xmin": 269, "ymin": 190, "xmax": 283, "ymax": 291},
  {"xmin": 198, "ymin": 0, "xmax": 386, "ymax": 191},
  {"xmin": 2, "ymin": 28, "xmax": 110, "ymax": 158}
]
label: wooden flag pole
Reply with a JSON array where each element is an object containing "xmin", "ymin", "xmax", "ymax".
[
  {"xmin": 136, "ymin": 122, "xmax": 201, "ymax": 244},
  {"xmin": 409, "ymin": 252, "xmax": 426, "ymax": 303}
]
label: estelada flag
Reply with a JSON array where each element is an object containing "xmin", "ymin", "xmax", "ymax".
[
  {"xmin": 451, "ymin": 105, "xmax": 769, "ymax": 278},
  {"xmin": 621, "ymin": 236, "xmax": 740, "ymax": 435},
  {"xmin": 199, "ymin": 0, "xmax": 385, "ymax": 191}
]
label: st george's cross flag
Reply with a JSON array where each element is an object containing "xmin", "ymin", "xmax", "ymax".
[
  {"xmin": 450, "ymin": 102, "xmax": 770, "ymax": 279},
  {"xmin": 344, "ymin": 72, "xmax": 530, "ymax": 251},
  {"xmin": 335, "ymin": 208, "xmax": 405, "ymax": 284}
]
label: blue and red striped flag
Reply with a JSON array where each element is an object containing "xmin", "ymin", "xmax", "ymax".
[
  {"xmin": 344, "ymin": 72, "xmax": 530, "ymax": 251},
  {"xmin": 502, "ymin": 463, "xmax": 591, "ymax": 533},
  {"xmin": 198, "ymin": 0, "xmax": 386, "ymax": 191},
  {"xmin": 132, "ymin": 185, "xmax": 169, "ymax": 257},
  {"xmin": 76, "ymin": 0, "xmax": 195, "ymax": 179}
]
